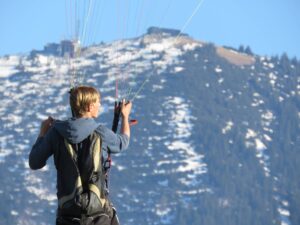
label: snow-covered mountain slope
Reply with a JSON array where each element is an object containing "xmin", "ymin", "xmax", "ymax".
[{"xmin": 0, "ymin": 27, "xmax": 299, "ymax": 225}]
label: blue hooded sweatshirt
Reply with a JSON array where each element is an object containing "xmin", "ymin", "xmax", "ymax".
[{"xmin": 29, "ymin": 117, "xmax": 129, "ymax": 170}]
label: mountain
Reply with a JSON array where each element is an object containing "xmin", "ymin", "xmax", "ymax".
[{"xmin": 0, "ymin": 27, "xmax": 299, "ymax": 225}]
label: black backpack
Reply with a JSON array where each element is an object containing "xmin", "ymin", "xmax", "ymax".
[{"xmin": 57, "ymin": 131, "xmax": 114, "ymax": 220}]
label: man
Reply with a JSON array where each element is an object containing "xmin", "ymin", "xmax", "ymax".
[{"xmin": 29, "ymin": 86, "xmax": 132, "ymax": 225}]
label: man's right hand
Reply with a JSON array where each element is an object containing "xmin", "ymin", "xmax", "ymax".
[
  {"xmin": 120, "ymin": 100, "xmax": 132, "ymax": 138},
  {"xmin": 121, "ymin": 100, "xmax": 132, "ymax": 119}
]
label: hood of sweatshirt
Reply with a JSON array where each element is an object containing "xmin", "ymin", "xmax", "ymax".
[{"xmin": 53, "ymin": 118, "xmax": 99, "ymax": 144}]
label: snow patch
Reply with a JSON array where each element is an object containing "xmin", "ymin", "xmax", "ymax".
[
  {"xmin": 11, "ymin": 210, "xmax": 19, "ymax": 216},
  {"xmin": 0, "ymin": 148, "xmax": 13, "ymax": 163},
  {"xmin": 162, "ymin": 96, "xmax": 208, "ymax": 192},
  {"xmin": 173, "ymin": 66, "xmax": 184, "ymax": 73},
  {"xmin": 255, "ymin": 139, "xmax": 267, "ymax": 151},
  {"xmin": 246, "ymin": 129, "xmax": 257, "ymax": 139},
  {"xmin": 278, "ymin": 208, "xmax": 290, "ymax": 217},
  {"xmin": 264, "ymin": 134, "xmax": 272, "ymax": 142},
  {"xmin": 152, "ymin": 120, "xmax": 162, "ymax": 126},
  {"xmin": 222, "ymin": 121, "xmax": 234, "ymax": 134},
  {"xmin": 261, "ymin": 110, "xmax": 274, "ymax": 121},
  {"xmin": 218, "ymin": 78, "xmax": 224, "ymax": 84},
  {"xmin": 183, "ymin": 42, "xmax": 202, "ymax": 51},
  {"xmin": 0, "ymin": 55, "xmax": 20, "ymax": 78},
  {"xmin": 215, "ymin": 67, "xmax": 222, "ymax": 73}
]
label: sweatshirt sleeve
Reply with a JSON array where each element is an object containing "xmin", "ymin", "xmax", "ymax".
[
  {"xmin": 29, "ymin": 128, "xmax": 55, "ymax": 170},
  {"xmin": 96, "ymin": 125, "xmax": 129, "ymax": 153}
]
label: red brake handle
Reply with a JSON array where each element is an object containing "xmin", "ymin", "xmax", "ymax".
[{"xmin": 129, "ymin": 119, "xmax": 138, "ymax": 126}]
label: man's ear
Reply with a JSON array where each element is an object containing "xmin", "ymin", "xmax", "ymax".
[{"xmin": 86, "ymin": 103, "xmax": 93, "ymax": 112}]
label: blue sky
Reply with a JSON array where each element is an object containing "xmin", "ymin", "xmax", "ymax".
[{"xmin": 0, "ymin": 0, "xmax": 299, "ymax": 58}]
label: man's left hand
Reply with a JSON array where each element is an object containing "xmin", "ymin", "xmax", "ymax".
[{"xmin": 39, "ymin": 116, "xmax": 54, "ymax": 137}]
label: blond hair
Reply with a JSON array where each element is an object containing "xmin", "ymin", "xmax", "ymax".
[{"xmin": 69, "ymin": 86, "xmax": 100, "ymax": 117}]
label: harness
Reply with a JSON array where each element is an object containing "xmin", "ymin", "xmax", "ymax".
[{"xmin": 103, "ymin": 101, "xmax": 121, "ymax": 191}]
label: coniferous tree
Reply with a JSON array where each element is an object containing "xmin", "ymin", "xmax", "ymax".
[
  {"xmin": 291, "ymin": 56, "xmax": 298, "ymax": 65},
  {"xmin": 280, "ymin": 52, "xmax": 290, "ymax": 71},
  {"xmin": 244, "ymin": 46, "xmax": 253, "ymax": 55},
  {"xmin": 238, "ymin": 45, "xmax": 245, "ymax": 53}
]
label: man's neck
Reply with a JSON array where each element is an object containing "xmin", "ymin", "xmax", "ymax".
[{"xmin": 78, "ymin": 113, "xmax": 93, "ymax": 119}]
